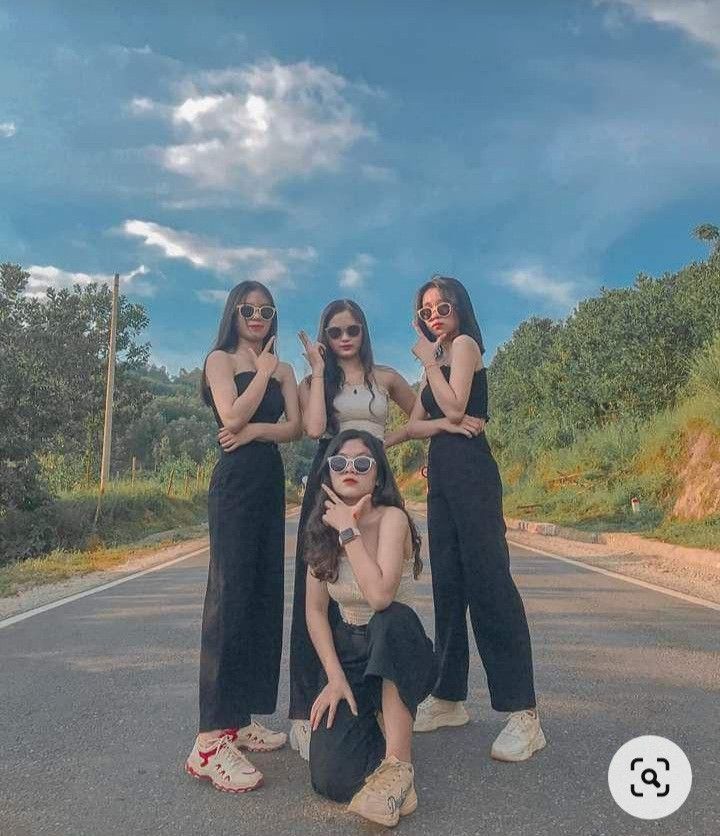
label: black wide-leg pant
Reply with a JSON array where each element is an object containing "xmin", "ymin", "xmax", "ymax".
[
  {"xmin": 198, "ymin": 442, "xmax": 285, "ymax": 732},
  {"xmin": 289, "ymin": 438, "xmax": 336, "ymax": 721},
  {"xmin": 426, "ymin": 433, "xmax": 536, "ymax": 712},
  {"xmin": 310, "ymin": 602, "xmax": 437, "ymax": 803}
]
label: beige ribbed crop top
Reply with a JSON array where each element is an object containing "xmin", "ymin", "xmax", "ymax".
[
  {"xmin": 323, "ymin": 383, "xmax": 389, "ymax": 440},
  {"xmin": 327, "ymin": 552, "xmax": 415, "ymax": 626}
]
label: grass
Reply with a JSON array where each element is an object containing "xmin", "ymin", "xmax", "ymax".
[
  {"xmin": 0, "ymin": 537, "xmax": 196, "ymax": 599},
  {"xmin": 499, "ymin": 393, "xmax": 720, "ymax": 551}
]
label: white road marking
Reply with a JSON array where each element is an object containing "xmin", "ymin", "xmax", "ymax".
[
  {"xmin": 0, "ymin": 545, "xmax": 209, "ymax": 630},
  {"xmin": 508, "ymin": 538, "xmax": 720, "ymax": 613}
]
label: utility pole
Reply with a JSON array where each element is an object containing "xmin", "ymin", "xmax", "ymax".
[{"xmin": 94, "ymin": 273, "xmax": 119, "ymax": 527}]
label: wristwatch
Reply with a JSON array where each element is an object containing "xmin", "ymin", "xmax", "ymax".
[{"xmin": 338, "ymin": 526, "xmax": 361, "ymax": 547}]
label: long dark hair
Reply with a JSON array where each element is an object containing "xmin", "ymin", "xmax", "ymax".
[
  {"xmin": 303, "ymin": 429, "xmax": 422, "ymax": 583},
  {"xmin": 314, "ymin": 299, "xmax": 378, "ymax": 435},
  {"xmin": 415, "ymin": 275, "xmax": 485, "ymax": 354},
  {"xmin": 200, "ymin": 280, "xmax": 278, "ymax": 405}
]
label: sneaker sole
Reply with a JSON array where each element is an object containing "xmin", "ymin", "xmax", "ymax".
[
  {"xmin": 184, "ymin": 761, "xmax": 264, "ymax": 793},
  {"xmin": 348, "ymin": 784, "xmax": 417, "ymax": 827},
  {"xmin": 237, "ymin": 739, "xmax": 287, "ymax": 753},
  {"xmin": 289, "ymin": 725, "xmax": 310, "ymax": 760},
  {"xmin": 491, "ymin": 728, "xmax": 547, "ymax": 763},
  {"xmin": 413, "ymin": 712, "xmax": 470, "ymax": 733}
]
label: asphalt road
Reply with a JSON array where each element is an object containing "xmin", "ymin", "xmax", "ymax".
[{"xmin": 1, "ymin": 514, "xmax": 719, "ymax": 836}]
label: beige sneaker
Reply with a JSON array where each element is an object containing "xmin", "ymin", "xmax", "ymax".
[
  {"xmin": 235, "ymin": 720, "xmax": 287, "ymax": 753},
  {"xmin": 185, "ymin": 732, "xmax": 263, "ymax": 793},
  {"xmin": 289, "ymin": 719, "xmax": 311, "ymax": 761},
  {"xmin": 413, "ymin": 696, "xmax": 469, "ymax": 733},
  {"xmin": 348, "ymin": 756, "xmax": 417, "ymax": 827},
  {"xmin": 491, "ymin": 709, "xmax": 546, "ymax": 762}
]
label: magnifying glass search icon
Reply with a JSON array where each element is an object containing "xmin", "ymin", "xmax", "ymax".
[{"xmin": 641, "ymin": 768, "xmax": 661, "ymax": 788}]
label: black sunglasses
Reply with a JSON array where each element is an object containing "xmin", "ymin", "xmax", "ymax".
[
  {"xmin": 325, "ymin": 324, "xmax": 362, "ymax": 340},
  {"xmin": 238, "ymin": 303, "xmax": 276, "ymax": 321}
]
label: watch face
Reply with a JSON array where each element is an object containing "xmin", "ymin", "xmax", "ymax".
[{"xmin": 339, "ymin": 527, "xmax": 357, "ymax": 544}]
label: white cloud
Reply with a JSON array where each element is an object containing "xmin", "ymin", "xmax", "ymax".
[
  {"xmin": 0, "ymin": 121, "xmax": 16, "ymax": 138},
  {"xmin": 597, "ymin": 1, "xmax": 720, "ymax": 52},
  {"xmin": 122, "ymin": 219, "xmax": 316, "ymax": 287},
  {"xmin": 500, "ymin": 267, "xmax": 578, "ymax": 307},
  {"xmin": 25, "ymin": 264, "xmax": 154, "ymax": 298},
  {"xmin": 196, "ymin": 288, "xmax": 229, "ymax": 304},
  {"xmin": 339, "ymin": 253, "xmax": 375, "ymax": 289},
  {"xmin": 132, "ymin": 60, "xmax": 372, "ymax": 198}
]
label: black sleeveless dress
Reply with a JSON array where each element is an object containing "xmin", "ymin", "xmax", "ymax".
[
  {"xmin": 199, "ymin": 371, "xmax": 286, "ymax": 731},
  {"xmin": 420, "ymin": 365, "xmax": 536, "ymax": 712}
]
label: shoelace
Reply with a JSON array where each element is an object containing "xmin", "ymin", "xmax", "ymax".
[
  {"xmin": 365, "ymin": 761, "xmax": 410, "ymax": 794},
  {"xmin": 216, "ymin": 736, "xmax": 254, "ymax": 772},
  {"xmin": 505, "ymin": 711, "xmax": 535, "ymax": 736}
]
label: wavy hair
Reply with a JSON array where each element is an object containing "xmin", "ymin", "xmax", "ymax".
[{"xmin": 303, "ymin": 429, "xmax": 422, "ymax": 583}]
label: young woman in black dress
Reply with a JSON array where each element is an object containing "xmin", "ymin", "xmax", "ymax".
[
  {"xmin": 185, "ymin": 281, "xmax": 301, "ymax": 794},
  {"xmin": 406, "ymin": 275, "xmax": 546, "ymax": 762},
  {"xmin": 287, "ymin": 300, "xmax": 417, "ymax": 760}
]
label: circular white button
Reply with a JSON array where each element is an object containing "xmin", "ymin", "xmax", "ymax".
[{"xmin": 608, "ymin": 735, "xmax": 692, "ymax": 820}]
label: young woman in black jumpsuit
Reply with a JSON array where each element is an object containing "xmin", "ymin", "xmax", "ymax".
[
  {"xmin": 288, "ymin": 300, "xmax": 416, "ymax": 760},
  {"xmin": 184, "ymin": 281, "xmax": 301, "ymax": 794},
  {"xmin": 406, "ymin": 275, "xmax": 546, "ymax": 763}
]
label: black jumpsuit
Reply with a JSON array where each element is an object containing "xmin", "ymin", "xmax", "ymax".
[
  {"xmin": 421, "ymin": 366, "xmax": 536, "ymax": 712},
  {"xmin": 199, "ymin": 371, "xmax": 286, "ymax": 732},
  {"xmin": 288, "ymin": 438, "xmax": 334, "ymax": 720}
]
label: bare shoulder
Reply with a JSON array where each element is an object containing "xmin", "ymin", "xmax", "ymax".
[
  {"xmin": 206, "ymin": 349, "xmax": 232, "ymax": 366},
  {"xmin": 379, "ymin": 505, "xmax": 409, "ymax": 531},
  {"xmin": 452, "ymin": 333, "xmax": 480, "ymax": 351},
  {"xmin": 205, "ymin": 350, "xmax": 234, "ymax": 375},
  {"xmin": 452, "ymin": 334, "xmax": 481, "ymax": 361}
]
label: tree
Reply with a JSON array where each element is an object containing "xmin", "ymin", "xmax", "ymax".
[
  {"xmin": 693, "ymin": 223, "xmax": 720, "ymax": 254},
  {"xmin": 0, "ymin": 263, "xmax": 150, "ymax": 513}
]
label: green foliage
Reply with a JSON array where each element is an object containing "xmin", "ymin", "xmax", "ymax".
[{"xmin": 488, "ymin": 237, "xmax": 720, "ymax": 466}]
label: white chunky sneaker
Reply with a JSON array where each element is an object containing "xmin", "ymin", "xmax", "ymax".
[
  {"xmin": 235, "ymin": 720, "xmax": 287, "ymax": 753},
  {"xmin": 491, "ymin": 709, "xmax": 546, "ymax": 762},
  {"xmin": 348, "ymin": 756, "xmax": 417, "ymax": 827},
  {"xmin": 413, "ymin": 696, "xmax": 470, "ymax": 733},
  {"xmin": 289, "ymin": 719, "xmax": 311, "ymax": 761},
  {"xmin": 185, "ymin": 732, "xmax": 263, "ymax": 793}
]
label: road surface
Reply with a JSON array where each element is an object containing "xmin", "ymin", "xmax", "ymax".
[{"xmin": 1, "ymin": 513, "xmax": 718, "ymax": 835}]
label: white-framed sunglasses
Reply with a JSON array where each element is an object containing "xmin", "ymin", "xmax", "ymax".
[{"xmin": 327, "ymin": 454, "xmax": 376, "ymax": 474}]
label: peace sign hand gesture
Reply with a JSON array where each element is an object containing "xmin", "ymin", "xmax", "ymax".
[
  {"xmin": 412, "ymin": 322, "xmax": 445, "ymax": 367},
  {"xmin": 252, "ymin": 336, "xmax": 279, "ymax": 378},
  {"xmin": 321, "ymin": 484, "xmax": 372, "ymax": 533},
  {"xmin": 298, "ymin": 329, "xmax": 325, "ymax": 374}
]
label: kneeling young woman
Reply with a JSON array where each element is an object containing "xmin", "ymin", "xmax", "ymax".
[{"xmin": 303, "ymin": 430, "xmax": 436, "ymax": 828}]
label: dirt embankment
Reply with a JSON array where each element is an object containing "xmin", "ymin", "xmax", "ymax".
[{"xmin": 672, "ymin": 430, "xmax": 720, "ymax": 519}]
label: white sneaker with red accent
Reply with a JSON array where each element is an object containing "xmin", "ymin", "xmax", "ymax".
[
  {"xmin": 234, "ymin": 720, "xmax": 287, "ymax": 753},
  {"xmin": 185, "ymin": 732, "xmax": 263, "ymax": 793}
]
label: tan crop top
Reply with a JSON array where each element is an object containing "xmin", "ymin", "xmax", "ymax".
[
  {"xmin": 327, "ymin": 551, "xmax": 415, "ymax": 626},
  {"xmin": 322, "ymin": 383, "xmax": 389, "ymax": 440}
]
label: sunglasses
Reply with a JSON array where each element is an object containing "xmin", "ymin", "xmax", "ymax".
[
  {"xmin": 325, "ymin": 324, "xmax": 362, "ymax": 340},
  {"xmin": 238, "ymin": 303, "xmax": 276, "ymax": 321},
  {"xmin": 327, "ymin": 454, "xmax": 376, "ymax": 474},
  {"xmin": 417, "ymin": 301, "xmax": 453, "ymax": 321}
]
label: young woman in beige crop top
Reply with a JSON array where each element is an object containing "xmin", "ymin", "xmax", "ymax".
[{"xmin": 301, "ymin": 429, "xmax": 436, "ymax": 827}]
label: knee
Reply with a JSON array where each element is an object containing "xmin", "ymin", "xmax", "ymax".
[{"xmin": 310, "ymin": 747, "xmax": 358, "ymax": 803}]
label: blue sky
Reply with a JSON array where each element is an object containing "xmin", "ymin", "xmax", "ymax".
[{"xmin": 1, "ymin": 1, "xmax": 719, "ymax": 380}]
